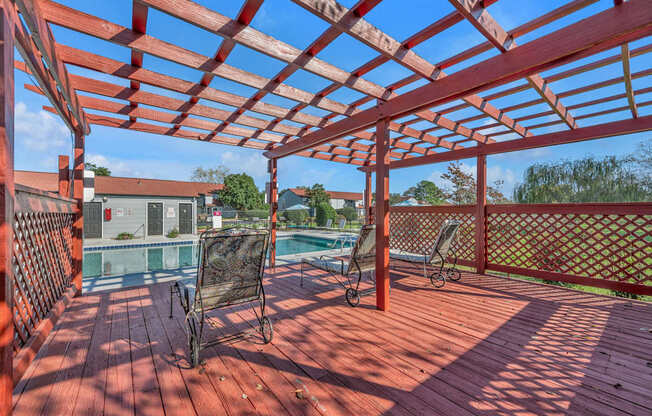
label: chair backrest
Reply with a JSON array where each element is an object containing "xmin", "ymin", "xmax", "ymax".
[
  {"xmin": 428, "ymin": 220, "xmax": 461, "ymax": 263},
  {"xmin": 194, "ymin": 228, "xmax": 269, "ymax": 310},
  {"xmin": 345, "ymin": 224, "xmax": 376, "ymax": 275},
  {"xmin": 338, "ymin": 218, "xmax": 346, "ymax": 229},
  {"xmin": 325, "ymin": 218, "xmax": 333, "ymax": 228}
]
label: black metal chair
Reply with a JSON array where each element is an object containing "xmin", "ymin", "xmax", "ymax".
[
  {"xmin": 170, "ymin": 227, "xmax": 271, "ymax": 367},
  {"xmin": 300, "ymin": 224, "xmax": 376, "ymax": 307},
  {"xmin": 390, "ymin": 219, "xmax": 461, "ymax": 288}
]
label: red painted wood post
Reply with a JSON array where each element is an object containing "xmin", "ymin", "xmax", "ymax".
[
  {"xmin": 58, "ymin": 155, "xmax": 70, "ymax": 197},
  {"xmin": 268, "ymin": 158, "xmax": 277, "ymax": 269},
  {"xmin": 375, "ymin": 118, "xmax": 390, "ymax": 311},
  {"xmin": 364, "ymin": 171, "xmax": 372, "ymax": 224},
  {"xmin": 0, "ymin": 7, "xmax": 13, "ymax": 414},
  {"xmin": 72, "ymin": 131, "xmax": 84, "ymax": 296},
  {"xmin": 475, "ymin": 153, "xmax": 487, "ymax": 274}
]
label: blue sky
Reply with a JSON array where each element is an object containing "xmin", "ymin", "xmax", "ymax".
[{"xmin": 13, "ymin": 0, "xmax": 652, "ymax": 198}]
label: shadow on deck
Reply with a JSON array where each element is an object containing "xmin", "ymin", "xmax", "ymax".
[{"xmin": 12, "ymin": 263, "xmax": 652, "ymax": 415}]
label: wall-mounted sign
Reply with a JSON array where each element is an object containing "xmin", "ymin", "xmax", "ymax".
[
  {"xmin": 115, "ymin": 208, "xmax": 124, "ymax": 217},
  {"xmin": 166, "ymin": 207, "xmax": 176, "ymax": 218}
]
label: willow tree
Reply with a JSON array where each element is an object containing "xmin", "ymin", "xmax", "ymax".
[{"xmin": 513, "ymin": 155, "xmax": 651, "ymax": 203}]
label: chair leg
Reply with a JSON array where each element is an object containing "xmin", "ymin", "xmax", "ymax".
[
  {"xmin": 300, "ymin": 263, "xmax": 304, "ymax": 287},
  {"xmin": 169, "ymin": 285, "xmax": 173, "ymax": 319}
]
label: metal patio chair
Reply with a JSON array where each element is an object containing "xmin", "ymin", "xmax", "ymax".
[
  {"xmin": 169, "ymin": 227, "xmax": 271, "ymax": 367},
  {"xmin": 337, "ymin": 218, "xmax": 346, "ymax": 230},
  {"xmin": 390, "ymin": 220, "xmax": 462, "ymax": 288},
  {"xmin": 300, "ymin": 224, "xmax": 376, "ymax": 307}
]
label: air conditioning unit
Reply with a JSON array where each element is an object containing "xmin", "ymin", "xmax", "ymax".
[{"xmin": 83, "ymin": 170, "xmax": 95, "ymax": 202}]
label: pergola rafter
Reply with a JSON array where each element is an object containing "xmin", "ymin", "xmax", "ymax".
[
  {"xmin": 620, "ymin": 43, "xmax": 638, "ymax": 118},
  {"xmin": 138, "ymin": 0, "xmax": 466, "ymax": 151},
  {"xmin": 448, "ymin": 0, "xmax": 578, "ymax": 130},
  {"xmin": 265, "ymin": 0, "xmax": 652, "ymax": 158},
  {"xmin": 40, "ymin": 0, "xmax": 461, "ymax": 155}
]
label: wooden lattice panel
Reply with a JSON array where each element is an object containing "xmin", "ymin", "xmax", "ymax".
[
  {"xmin": 385, "ymin": 206, "xmax": 475, "ymax": 264},
  {"xmin": 12, "ymin": 211, "xmax": 74, "ymax": 352},
  {"xmin": 486, "ymin": 204, "xmax": 652, "ymax": 286}
]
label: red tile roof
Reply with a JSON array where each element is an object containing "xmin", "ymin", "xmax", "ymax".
[
  {"xmin": 288, "ymin": 188, "xmax": 362, "ymax": 200},
  {"xmin": 15, "ymin": 171, "xmax": 223, "ymax": 198}
]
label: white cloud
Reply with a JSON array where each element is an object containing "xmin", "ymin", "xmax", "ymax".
[
  {"xmin": 15, "ymin": 101, "xmax": 69, "ymax": 151},
  {"xmin": 86, "ymin": 153, "xmax": 195, "ymax": 180},
  {"xmin": 218, "ymin": 151, "xmax": 268, "ymax": 182}
]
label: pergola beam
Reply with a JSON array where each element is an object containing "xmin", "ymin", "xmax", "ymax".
[
  {"xmin": 128, "ymin": 1, "xmax": 148, "ymax": 122},
  {"xmin": 76, "ymin": 111, "xmax": 367, "ymax": 166},
  {"xmin": 40, "ymin": 0, "xmax": 456, "ymax": 151},
  {"xmin": 292, "ymin": 0, "xmax": 511, "ymax": 142},
  {"xmin": 358, "ymin": 116, "xmax": 652, "ymax": 171},
  {"xmin": 35, "ymin": 89, "xmax": 383, "ymax": 163},
  {"xmin": 53, "ymin": 44, "xmax": 432, "ymax": 158},
  {"xmin": 448, "ymin": 0, "xmax": 577, "ymax": 129},
  {"xmin": 15, "ymin": 0, "xmax": 88, "ymax": 133},
  {"xmin": 265, "ymin": 0, "xmax": 652, "ymax": 159},
  {"xmin": 620, "ymin": 44, "xmax": 638, "ymax": 118},
  {"xmin": 9, "ymin": 4, "xmax": 77, "ymax": 133}
]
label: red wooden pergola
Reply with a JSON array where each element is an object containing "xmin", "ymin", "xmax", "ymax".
[{"xmin": 0, "ymin": 0, "xmax": 651, "ymax": 413}]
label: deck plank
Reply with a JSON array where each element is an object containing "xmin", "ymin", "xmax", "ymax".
[{"xmin": 12, "ymin": 267, "xmax": 652, "ymax": 416}]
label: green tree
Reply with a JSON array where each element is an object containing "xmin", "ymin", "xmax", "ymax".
[
  {"xmin": 339, "ymin": 206, "xmax": 358, "ymax": 221},
  {"xmin": 316, "ymin": 202, "xmax": 336, "ymax": 226},
  {"xmin": 284, "ymin": 209, "xmax": 308, "ymax": 224},
  {"xmin": 305, "ymin": 184, "xmax": 330, "ymax": 208},
  {"xmin": 413, "ymin": 180, "xmax": 446, "ymax": 205},
  {"xmin": 86, "ymin": 162, "xmax": 111, "ymax": 176},
  {"xmin": 513, "ymin": 155, "xmax": 651, "ymax": 203},
  {"xmin": 631, "ymin": 139, "xmax": 652, "ymax": 192},
  {"xmin": 191, "ymin": 165, "xmax": 230, "ymax": 183},
  {"xmin": 371, "ymin": 193, "xmax": 403, "ymax": 205},
  {"xmin": 218, "ymin": 173, "xmax": 263, "ymax": 210},
  {"xmin": 441, "ymin": 161, "xmax": 507, "ymax": 204}
]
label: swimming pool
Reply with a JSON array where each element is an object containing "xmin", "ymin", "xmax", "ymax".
[
  {"xmin": 83, "ymin": 235, "xmax": 353, "ymax": 278},
  {"xmin": 275, "ymin": 234, "xmax": 353, "ymax": 256}
]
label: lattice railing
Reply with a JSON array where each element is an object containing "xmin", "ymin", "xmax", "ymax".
[
  {"xmin": 486, "ymin": 204, "xmax": 652, "ymax": 288},
  {"xmin": 12, "ymin": 186, "xmax": 76, "ymax": 353},
  {"xmin": 372, "ymin": 206, "xmax": 476, "ymax": 267}
]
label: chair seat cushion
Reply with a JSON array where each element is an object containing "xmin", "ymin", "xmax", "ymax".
[
  {"xmin": 303, "ymin": 256, "xmax": 347, "ymax": 274},
  {"xmin": 390, "ymin": 250, "xmax": 426, "ymax": 263}
]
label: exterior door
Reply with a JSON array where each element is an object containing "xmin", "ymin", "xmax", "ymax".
[
  {"xmin": 83, "ymin": 202, "xmax": 102, "ymax": 238},
  {"xmin": 147, "ymin": 202, "xmax": 163, "ymax": 236},
  {"xmin": 179, "ymin": 203, "xmax": 193, "ymax": 234}
]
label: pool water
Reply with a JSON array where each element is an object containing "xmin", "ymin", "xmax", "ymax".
[
  {"xmin": 83, "ymin": 244, "xmax": 198, "ymax": 278},
  {"xmin": 275, "ymin": 235, "xmax": 353, "ymax": 256},
  {"xmin": 83, "ymin": 235, "xmax": 353, "ymax": 278}
]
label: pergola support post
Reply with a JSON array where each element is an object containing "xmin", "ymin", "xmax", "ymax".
[
  {"xmin": 475, "ymin": 153, "xmax": 487, "ymax": 274},
  {"xmin": 364, "ymin": 170, "xmax": 372, "ymax": 224},
  {"xmin": 0, "ymin": 7, "xmax": 13, "ymax": 414},
  {"xmin": 72, "ymin": 131, "xmax": 84, "ymax": 296},
  {"xmin": 58, "ymin": 155, "xmax": 70, "ymax": 197},
  {"xmin": 375, "ymin": 118, "xmax": 390, "ymax": 311},
  {"xmin": 268, "ymin": 158, "xmax": 277, "ymax": 269}
]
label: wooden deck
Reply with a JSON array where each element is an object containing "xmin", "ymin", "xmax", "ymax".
[{"xmin": 12, "ymin": 263, "xmax": 652, "ymax": 416}]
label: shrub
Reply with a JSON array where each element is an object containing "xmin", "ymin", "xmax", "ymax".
[
  {"xmin": 241, "ymin": 209, "xmax": 268, "ymax": 219},
  {"xmin": 339, "ymin": 206, "xmax": 358, "ymax": 221},
  {"xmin": 167, "ymin": 228, "xmax": 179, "ymax": 238},
  {"xmin": 116, "ymin": 232, "xmax": 134, "ymax": 240},
  {"xmin": 284, "ymin": 209, "xmax": 308, "ymax": 224},
  {"xmin": 316, "ymin": 202, "xmax": 336, "ymax": 226}
]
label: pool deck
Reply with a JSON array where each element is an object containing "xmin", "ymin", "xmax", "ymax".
[
  {"xmin": 14, "ymin": 264, "xmax": 652, "ymax": 415},
  {"xmin": 82, "ymin": 230, "xmax": 358, "ymax": 293}
]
